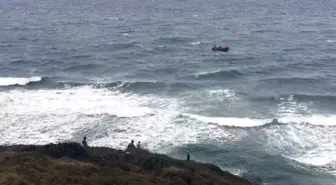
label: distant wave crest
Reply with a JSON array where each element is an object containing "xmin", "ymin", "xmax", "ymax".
[
  {"xmin": 0, "ymin": 77, "xmax": 196, "ymax": 92},
  {"xmin": 0, "ymin": 76, "xmax": 43, "ymax": 86},
  {"xmin": 183, "ymin": 113, "xmax": 336, "ymax": 128},
  {"xmin": 183, "ymin": 113, "xmax": 269, "ymax": 127},
  {"xmin": 252, "ymin": 93, "xmax": 336, "ymax": 106},
  {"xmin": 260, "ymin": 76, "xmax": 322, "ymax": 84},
  {"xmin": 194, "ymin": 70, "xmax": 244, "ymax": 80}
]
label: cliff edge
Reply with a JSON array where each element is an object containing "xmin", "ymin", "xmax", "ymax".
[{"xmin": 0, "ymin": 143, "xmax": 257, "ymax": 185}]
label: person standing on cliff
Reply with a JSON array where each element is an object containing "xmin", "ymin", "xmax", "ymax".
[
  {"xmin": 136, "ymin": 141, "xmax": 141, "ymax": 148},
  {"xmin": 127, "ymin": 140, "xmax": 135, "ymax": 149},
  {"xmin": 186, "ymin": 148, "xmax": 190, "ymax": 161},
  {"xmin": 82, "ymin": 136, "xmax": 88, "ymax": 148},
  {"xmin": 125, "ymin": 140, "xmax": 136, "ymax": 153}
]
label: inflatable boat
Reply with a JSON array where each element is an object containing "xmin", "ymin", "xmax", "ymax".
[{"xmin": 212, "ymin": 46, "xmax": 229, "ymax": 52}]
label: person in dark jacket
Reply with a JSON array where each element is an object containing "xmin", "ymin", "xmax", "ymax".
[
  {"xmin": 82, "ymin": 136, "xmax": 88, "ymax": 148},
  {"xmin": 127, "ymin": 140, "xmax": 135, "ymax": 149},
  {"xmin": 186, "ymin": 148, "xmax": 190, "ymax": 161}
]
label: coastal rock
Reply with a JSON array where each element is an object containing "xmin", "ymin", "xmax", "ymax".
[{"xmin": 0, "ymin": 143, "xmax": 258, "ymax": 185}]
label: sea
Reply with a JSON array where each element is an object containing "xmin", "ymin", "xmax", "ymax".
[{"xmin": 0, "ymin": 0, "xmax": 335, "ymax": 184}]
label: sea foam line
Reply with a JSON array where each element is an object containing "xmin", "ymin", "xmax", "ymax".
[
  {"xmin": 0, "ymin": 76, "xmax": 42, "ymax": 86},
  {"xmin": 184, "ymin": 113, "xmax": 270, "ymax": 127}
]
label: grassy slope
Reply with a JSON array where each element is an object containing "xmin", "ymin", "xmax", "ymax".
[{"xmin": 0, "ymin": 143, "xmax": 257, "ymax": 185}]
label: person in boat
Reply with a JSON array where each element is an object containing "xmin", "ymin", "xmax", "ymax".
[{"xmin": 224, "ymin": 44, "xmax": 229, "ymax": 48}]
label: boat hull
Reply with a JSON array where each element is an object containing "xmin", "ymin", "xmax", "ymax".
[{"xmin": 212, "ymin": 47, "xmax": 229, "ymax": 52}]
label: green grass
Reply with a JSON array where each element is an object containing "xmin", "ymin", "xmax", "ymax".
[{"xmin": 0, "ymin": 143, "xmax": 257, "ymax": 185}]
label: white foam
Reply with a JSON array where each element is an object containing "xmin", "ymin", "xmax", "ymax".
[
  {"xmin": 0, "ymin": 86, "xmax": 246, "ymax": 151},
  {"xmin": 288, "ymin": 151, "xmax": 336, "ymax": 166},
  {"xmin": 195, "ymin": 70, "xmax": 221, "ymax": 78},
  {"xmin": 279, "ymin": 115, "xmax": 336, "ymax": 126},
  {"xmin": 274, "ymin": 94, "xmax": 310, "ymax": 118},
  {"xmin": 191, "ymin": 41, "xmax": 201, "ymax": 45},
  {"xmin": 275, "ymin": 94, "xmax": 336, "ymax": 126},
  {"xmin": 0, "ymin": 76, "xmax": 42, "ymax": 86},
  {"xmin": 283, "ymin": 134, "xmax": 336, "ymax": 175},
  {"xmin": 206, "ymin": 89, "xmax": 236, "ymax": 99},
  {"xmin": 0, "ymin": 86, "xmax": 178, "ymax": 146},
  {"xmin": 182, "ymin": 89, "xmax": 238, "ymax": 105},
  {"xmin": 158, "ymin": 45, "xmax": 164, "ymax": 48},
  {"xmin": 227, "ymin": 168, "xmax": 246, "ymax": 177},
  {"xmin": 104, "ymin": 17, "xmax": 119, "ymax": 21},
  {"xmin": 0, "ymin": 86, "xmax": 151, "ymax": 117},
  {"xmin": 258, "ymin": 112, "xmax": 336, "ymax": 175},
  {"xmin": 2, "ymin": 83, "xmax": 336, "ymax": 174},
  {"xmin": 122, "ymin": 33, "xmax": 129, "ymax": 36},
  {"xmin": 327, "ymin": 40, "xmax": 336, "ymax": 43},
  {"xmin": 192, "ymin": 14, "xmax": 198, "ymax": 17},
  {"xmin": 184, "ymin": 113, "xmax": 270, "ymax": 127},
  {"xmin": 286, "ymin": 140, "xmax": 336, "ymax": 176}
]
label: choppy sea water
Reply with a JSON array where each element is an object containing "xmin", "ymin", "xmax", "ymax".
[{"xmin": 0, "ymin": 0, "xmax": 336, "ymax": 184}]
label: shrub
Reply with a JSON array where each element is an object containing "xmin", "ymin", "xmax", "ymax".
[{"xmin": 40, "ymin": 143, "xmax": 88, "ymax": 160}]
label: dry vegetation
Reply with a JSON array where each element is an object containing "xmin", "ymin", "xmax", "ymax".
[{"xmin": 0, "ymin": 143, "xmax": 257, "ymax": 185}]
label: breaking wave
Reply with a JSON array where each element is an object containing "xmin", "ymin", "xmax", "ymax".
[
  {"xmin": 194, "ymin": 70, "xmax": 244, "ymax": 80},
  {"xmin": 252, "ymin": 93, "xmax": 336, "ymax": 103},
  {"xmin": 0, "ymin": 77, "xmax": 198, "ymax": 92},
  {"xmin": 0, "ymin": 76, "xmax": 43, "ymax": 86}
]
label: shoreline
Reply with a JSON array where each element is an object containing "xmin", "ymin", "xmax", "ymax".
[{"xmin": 0, "ymin": 142, "xmax": 258, "ymax": 185}]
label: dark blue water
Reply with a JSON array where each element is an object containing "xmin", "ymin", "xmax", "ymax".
[{"xmin": 0, "ymin": 0, "xmax": 336, "ymax": 184}]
